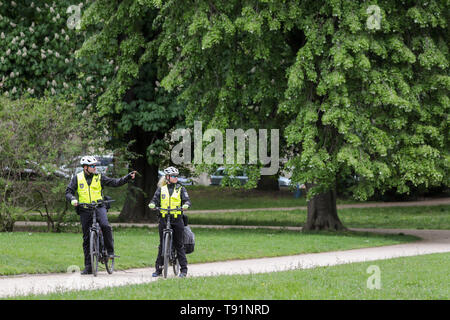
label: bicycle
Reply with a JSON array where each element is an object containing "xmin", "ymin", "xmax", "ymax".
[
  {"xmin": 78, "ymin": 200, "xmax": 117, "ymax": 277},
  {"xmin": 153, "ymin": 206, "xmax": 184, "ymax": 278}
]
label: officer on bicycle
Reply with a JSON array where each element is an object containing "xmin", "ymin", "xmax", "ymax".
[
  {"xmin": 148, "ymin": 166, "xmax": 191, "ymax": 278},
  {"xmin": 65, "ymin": 155, "xmax": 136, "ymax": 275}
]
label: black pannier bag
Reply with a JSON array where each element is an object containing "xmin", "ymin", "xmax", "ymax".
[{"xmin": 183, "ymin": 225, "xmax": 195, "ymax": 254}]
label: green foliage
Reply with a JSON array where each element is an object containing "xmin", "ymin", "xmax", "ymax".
[
  {"xmin": 77, "ymin": 1, "xmax": 185, "ymax": 165},
  {"xmin": 1, "ymin": 0, "xmax": 448, "ymax": 204},
  {"xmin": 0, "ymin": 96, "xmax": 100, "ymax": 231},
  {"xmin": 154, "ymin": 0, "xmax": 449, "ymax": 200}
]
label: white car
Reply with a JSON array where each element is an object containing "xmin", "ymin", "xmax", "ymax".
[
  {"xmin": 278, "ymin": 176, "xmax": 292, "ymax": 187},
  {"xmin": 10, "ymin": 161, "xmax": 71, "ymax": 179}
]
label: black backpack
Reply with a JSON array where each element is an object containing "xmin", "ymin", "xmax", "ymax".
[{"xmin": 183, "ymin": 225, "xmax": 195, "ymax": 254}]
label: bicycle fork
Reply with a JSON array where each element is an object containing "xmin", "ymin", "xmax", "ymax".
[
  {"xmin": 90, "ymin": 224, "xmax": 99, "ymax": 251},
  {"xmin": 162, "ymin": 228, "xmax": 173, "ymax": 258}
]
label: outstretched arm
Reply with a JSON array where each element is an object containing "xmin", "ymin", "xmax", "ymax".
[{"xmin": 101, "ymin": 171, "xmax": 136, "ymax": 187}]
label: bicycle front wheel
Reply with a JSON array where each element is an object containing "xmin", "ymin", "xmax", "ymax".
[
  {"xmin": 90, "ymin": 230, "xmax": 99, "ymax": 277},
  {"xmin": 163, "ymin": 233, "xmax": 171, "ymax": 278}
]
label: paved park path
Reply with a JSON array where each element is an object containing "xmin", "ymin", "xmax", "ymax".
[
  {"xmin": 2, "ymin": 198, "xmax": 449, "ymax": 298},
  {"xmin": 1, "ymin": 227, "xmax": 449, "ymax": 298}
]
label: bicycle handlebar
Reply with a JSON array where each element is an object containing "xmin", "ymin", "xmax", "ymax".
[
  {"xmin": 153, "ymin": 206, "xmax": 184, "ymax": 212},
  {"xmin": 78, "ymin": 199, "xmax": 115, "ymax": 208}
]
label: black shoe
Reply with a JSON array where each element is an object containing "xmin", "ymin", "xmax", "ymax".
[
  {"xmin": 152, "ymin": 270, "xmax": 162, "ymax": 277},
  {"xmin": 179, "ymin": 272, "xmax": 187, "ymax": 278},
  {"xmin": 81, "ymin": 267, "xmax": 92, "ymax": 275}
]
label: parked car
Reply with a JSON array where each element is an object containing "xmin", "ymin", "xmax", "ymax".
[
  {"xmin": 158, "ymin": 170, "xmax": 193, "ymax": 186},
  {"xmin": 278, "ymin": 176, "xmax": 292, "ymax": 187},
  {"xmin": 2, "ymin": 160, "xmax": 71, "ymax": 180},
  {"xmin": 210, "ymin": 167, "xmax": 294, "ymax": 187},
  {"xmin": 210, "ymin": 167, "xmax": 248, "ymax": 186},
  {"xmin": 59, "ymin": 155, "xmax": 114, "ymax": 178}
]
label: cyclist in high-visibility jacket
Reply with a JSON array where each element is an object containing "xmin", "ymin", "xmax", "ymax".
[
  {"xmin": 65, "ymin": 156, "xmax": 136, "ymax": 275},
  {"xmin": 148, "ymin": 166, "xmax": 191, "ymax": 278}
]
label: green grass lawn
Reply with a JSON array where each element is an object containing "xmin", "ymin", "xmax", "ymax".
[
  {"xmin": 189, "ymin": 205, "xmax": 450, "ymax": 229},
  {"xmin": 17, "ymin": 184, "xmax": 449, "ymax": 232},
  {"xmin": 85, "ymin": 185, "xmax": 309, "ymax": 212},
  {"xmin": 72, "ymin": 185, "xmax": 367, "ymax": 212},
  {"xmin": 17, "ymin": 205, "xmax": 450, "ymax": 231},
  {"xmin": 187, "ymin": 185, "xmax": 308, "ymax": 209},
  {"xmin": 62, "ymin": 185, "xmax": 308, "ymax": 212},
  {"xmin": 15, "ymin": 252, "xmax": 450, "ymax": 300},
  {"xmin": 0, "ymin": 227, "xmax": 417, "ymax": 276}
]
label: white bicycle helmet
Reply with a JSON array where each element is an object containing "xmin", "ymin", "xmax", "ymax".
[
  {"xmin": 80, "ymin": 156, "xmax": 99, "ymax": 166},
  {"xmin": 163, "ymin": 166, "xmax": 179, "ymax": 176}
]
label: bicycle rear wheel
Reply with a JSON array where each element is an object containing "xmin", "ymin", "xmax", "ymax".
[
  {"xmin": 100, "ymin": 232, "xmax": 114, "ymax": 274},
  {"xmin": 172, "ymin": 255, "xmax": 180, "ymax": 276},
  {"xmin": 90, "ymin": 230, "xmax": 99, "ymax": 277},
  {"xmin": 163, "ymin": 233, "xmax": 171, "ymax": 278}
]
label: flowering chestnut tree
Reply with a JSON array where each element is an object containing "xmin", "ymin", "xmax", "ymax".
[{"xmin": 0, "ymin": 0, "xmax": 114, "ymax": 102}]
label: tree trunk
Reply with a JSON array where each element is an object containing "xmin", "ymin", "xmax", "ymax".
[
  {"xmin": 118, "ymin": 128, "xmax": 159, "ymax": 223},
  {"xmin": 257, "ymin": 175, "xmax": 280, "ymax": 191},
  {"xmin": 303, "ymin": 183, "xmax": 346, "ymax": 231}
]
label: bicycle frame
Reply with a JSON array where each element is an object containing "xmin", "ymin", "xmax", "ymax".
[
  {"xmin": 90, "ymin": 208, "xmax": 106, "ymax": 261},
  {"xmin": 164, "ymin": 214, "xmax": 174, "ymax": 258},
  {"xmin": 78, "ymin": 200, "xmax": 115, "ymax": 276},
  {"xmin": 154, "ymin": 206, "xmax": 184, "ymax": 278}
]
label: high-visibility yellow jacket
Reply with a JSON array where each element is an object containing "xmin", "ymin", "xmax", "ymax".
[
  {"xmin": 77, "ymin": 172, "xmax": 103, "ymax": 203},
  {"xmin": 160, "ymin": 184, "xmax": 182, "ymax": 218}
]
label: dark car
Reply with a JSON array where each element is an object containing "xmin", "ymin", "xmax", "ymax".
[{"xmin": 210, "ymin": 167, "xmax": 295, "ymax": 187}]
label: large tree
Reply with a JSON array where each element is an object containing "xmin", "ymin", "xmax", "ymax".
[
  {"xmin": 158, "ymin": 0, "xmax": 294, "ymax": 189},
  {"xmin": 78, "ymin": 1, "xmax": 185, "ymax": 222},
  {"xmin": 156, "ymin": 0, "xmax": 449, "ymax": 230}
]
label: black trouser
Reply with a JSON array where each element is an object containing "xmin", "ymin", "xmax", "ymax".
[
  {"xmin": 79, "ymin": 206, "xmax": 114, "ymax": 269},
  {"xmin": 155, "ymin": 215, "xmax": 188, "ymax": 273}
]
